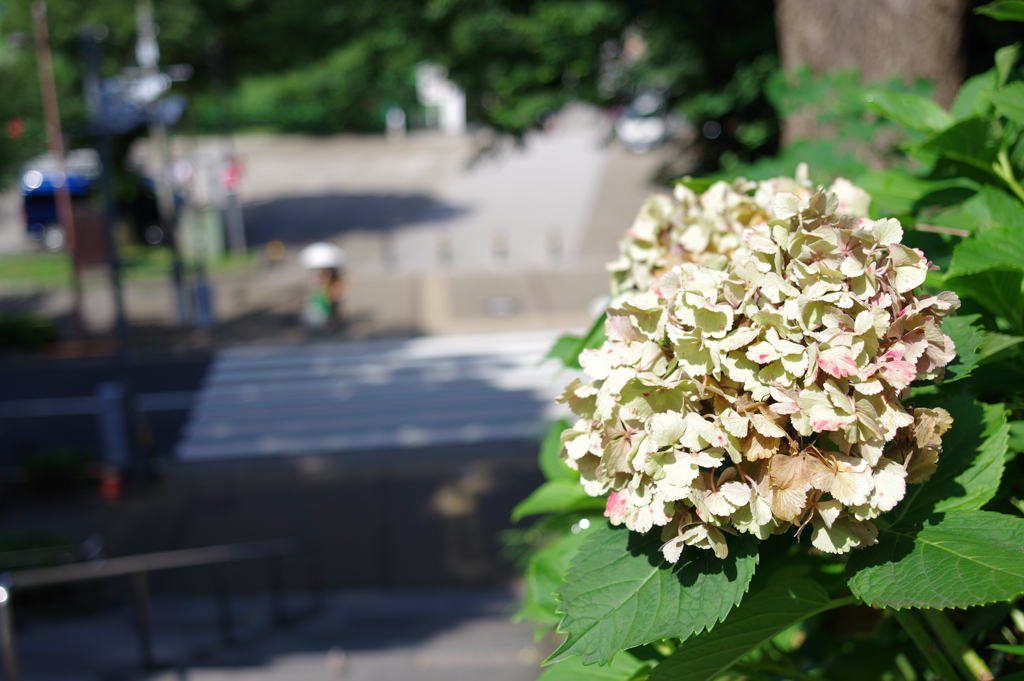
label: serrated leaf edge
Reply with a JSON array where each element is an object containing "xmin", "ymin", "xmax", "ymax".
[
  {"xmin": 649, "ymin": 585, "xmax": 853, "ymax": 681},
  {"xmin": 546, "ymin": 529, "xmax": 758, "ymax": 667},
  {"xmin": 848, "ymin": 512, "xmax": 1024, "ymax": 610}
]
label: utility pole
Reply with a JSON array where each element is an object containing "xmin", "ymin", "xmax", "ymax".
[
  {"xmin": 136, "ymin": 0, "xmax": 190, "ymax": 325},
  {"xmin": 31, "ymin": 1, "xmax": 84, "ymax": 336},
  {"xmin": 208, "ymin": 39, "xmax": 247, "ymax": 257},
  {"xmin": 80, "ymin": 28, "xmax": 152, "ymax": 485}
]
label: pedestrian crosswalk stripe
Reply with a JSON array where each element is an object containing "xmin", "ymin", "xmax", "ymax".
[{"xmin": 176, "ymin": 329, "xmax": 583, "ymax": 461}]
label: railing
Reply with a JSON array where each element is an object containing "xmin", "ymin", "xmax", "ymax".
[
  {"xmin": 0, "ymin": 534, "xmax": 104, "ymax": 572},
  {"xmin": 0, "ymin": 538, "xmax": 321, "ymax": 681}
]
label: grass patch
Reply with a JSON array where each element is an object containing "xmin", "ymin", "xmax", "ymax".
[
  {"xmin": 0, "ymin": 252, "xmax": 71, "ymax": 286},
  {"xmin": 0, "ymin": 247, "xmax": 259, "ymax": 287}
]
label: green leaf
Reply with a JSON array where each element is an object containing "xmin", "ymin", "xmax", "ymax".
[
  {"xmin": 676, "ymin": 177, "xmax": 718, "ymax": 194},
  {"xmin": 549, "ymin": 524, "xmax": 758, "ymax": 666},
  {"xmin": 580, "ymin": 312, "xmax": 609, "ymax": 350},
  {"xmin": 991, "ymin": 643, "xmax": 1024, "ymax": 655},
  {"xmin": 996, "ymin": 43, "xmax": 1022, "ymax": 87},
  {"xmin": 941, "ymin": 315, "xmax": 986, "ymax": 382},
  {"xmin": 915, "ymin": 118, "xmax": 1003, "ymax": 176},
  {"xmin": 989, "ymin": 82, "xmax": 1024, "ymax": 125},
  {"xmin": 648, "ymin": 580, "xmax": 842, "ymax": 681},
  {"xmin": 512, "ymin": 480, "xmax": 605, "ymax": 521},
  {"xmin": 936, "ymin": 316, "xmax": 1022, "ymax": 376},
  {"xmin": 1014, "ymin": 125, "xmax": 1024, "ymax": 171},
  {"xmin": 547, "ymin": 314, "xmax": 609, "ymax": 370},
  {"xmin": 895, "ymin": 399, "xmax": 1008, "ymax": 522},
  {"xmin": 929, "ymin": 156, "xmax": 1007, "ymax": 188},
  {"xmin": 1008, "ymin": 420, "xmax": 1024, "ymax": 455},
  {"xmin": 545, "ymin": 335, "xmax": 584, "ymax": 368},
  {"xmin": 946, "ymin": 270, "xmax": 1024, "ymax": 327},
  {"xmin": 847, "ymin": 510, "xmax": 1024, "ymax": 609},
  {"xmin": 516, "ymin": 529, "xmax": 593, "ymax": 624},
  {"xmin": 951, "ymin": 71, "xmax": 997, "ymax": 120},
  {"xmin": 539, "ymin": 419, "xmax": 576, "ymax": 483},
  {"xmin": 971, "ymin": 185, "xmax": 1024, "ymax": 229},
  {"xmin": 941, "ymin": 185, "xmax": 1024, "ymax": 232},
  {"xmin": 865, "ymin": 90, "xmax": 953, "ymax": 133},
  {"xmin": 978, "ymin": 332, "xmax": 1024, "ymax": 364},
  {"xmin": 993, "ymin": 673, "xmax": 1024, "ymax": 681},
  {"xmin": 854, "ymin": 169, "xmax": 975, "ymax": 216},
  {"xmin": 946, "ymin": 224, "xmax": 1024, "ymax": 325},
  {"xmin": 976, "ymin": 0, "xmax": 1024, "ymax": 21},
  {"xmin": 538, "ymin": 651, "xmax": 650, "ymax": 681}
]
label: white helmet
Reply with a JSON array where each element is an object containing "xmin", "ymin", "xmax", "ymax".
[{"xmin": 299, "ymin": 242, "xmax": 345, "ymax": 269}]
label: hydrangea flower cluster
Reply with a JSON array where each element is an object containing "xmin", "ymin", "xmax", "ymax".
[
  {"xmin": 560, "ymin": 181, "xmax": 957, "ymax": 560},
  {"xmin": 607, "ymin": 164, "xmax": 872, "ymax": 299}
]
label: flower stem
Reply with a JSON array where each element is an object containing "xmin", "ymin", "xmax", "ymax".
[
  {"xmin": 921, "ymin": 609, "xmax": 994, "ymax": 681},
  {"xmin": 993, "ymin": 150, "xmax": 1024, "ymax": 205},
  {"xmin": 736, "ymin": 659, "xmax": 818, "ymax": 681},
  {"xmin": 892, "ymin": 608, "xmax": 965, "ymax": 681}
]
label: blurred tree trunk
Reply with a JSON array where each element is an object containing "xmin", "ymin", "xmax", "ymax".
[{"xmin": 775, "ymin": 0, "xmax": 969, "ymax": 144}]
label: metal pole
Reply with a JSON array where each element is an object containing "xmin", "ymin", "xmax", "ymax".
[
  {"xmin": 223, "ymin": 178, "xmax": 246, "ymax": 256},
  {"xmin": 136, "ymin": 0, "xmax": 190, "ymax": 326},
  {"xmin": 268, "ymin": 556, "xmax": 287, "ymax": 626},
  {"xmin": 31, "ymin": 0, "xmax": 84, "ymax": 337},
  {"xmin": 99, "ymin": 135, "xmax": 148, "ymax": 479},
  {"xmin": 0, "ymin": 576, "xmax": 21, "ymax": 681},
  {"xmin": 130, "ymin": 571, "xmax": 155, "ymax": 668},
  {"xmin": 212, "ymin": 563, "xmax": 234, "ymax": 646},
  {"xmin": 97, "ymin": 136, "xmax": 131, "ymax": 357},
  {"xmin": 307, "ymin": 544, "xmax": 324, "ymax": 615}
]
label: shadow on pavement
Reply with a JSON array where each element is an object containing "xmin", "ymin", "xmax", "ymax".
[
  {"xmin": 12, "ymin": 588, "xmax": 544, "ymax": 681},
  {"xmin": 242, "ymin": 193, "xmax": 468, "ymax": 246},
  {"xmin": 0, "ymin": 291, "xmax": 50, "ymax": 314},
  {"xmin": 0, "ymin": 451, "xmax": 549, "ymax": 679}
]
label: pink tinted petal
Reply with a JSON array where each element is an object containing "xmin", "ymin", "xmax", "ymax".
[
  {"xmin": 883, "ymin": 346, "xmax": 906, "ymax": 361},
  {"xmin": 881, "ymin": 360, "xmax": 917, "ymax": 388},
  {"xmin": 605, "ymin": 491, "xmax": 629, "ymax": 525},
  {"xmin": 817, "ymin": 347, "xmax": 859, "ymax": 378},
  {"xmin": 770, "ymin": 400, "xmax": 800, "ymax": 415},
  {"xmin": 810, "ymin": 414, "xmax": 853, "ymax": 432}
]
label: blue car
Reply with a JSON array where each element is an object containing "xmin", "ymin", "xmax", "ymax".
[
  {"xmin": 20, "ymin": 150, "xmax": 101, "ymax": 252},
  {"xmin": 20, "ymin": 149, "xmax": 176, "ymax": 250}
]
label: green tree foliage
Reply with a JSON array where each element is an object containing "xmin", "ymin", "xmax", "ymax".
[
  {"xmin": 0, "ymin": 0, "xmax": 208, "ymax": 182},
  {"xmin": 0, "ymin": 0, "xmax": 780, "ymax": 180},
  {"xmin": 0, "ymin": 35, "xmax": 46, "ymax": 185},
  {"xmin": 1, "ymin": 0, "xmax": 1021, "ymax": 185},
  {"xmin": 189, "ymin": 0, "xmax": 781, "ymax": 171}
]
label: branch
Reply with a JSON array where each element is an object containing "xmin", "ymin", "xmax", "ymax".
[
  {"xmin": 891, "ymin": 608, "xmax": 965, "ymax": 681},
  {"xmin": 921, "ymin": 609, "xmax": 994, "ymax": 681},
  {"xmin": 992, "ymin": 150, "xmax": 1024, "ymax": 205},
  {"xmin": 914, "ymin": 224, "xmax": 971, "ymax": 238}
]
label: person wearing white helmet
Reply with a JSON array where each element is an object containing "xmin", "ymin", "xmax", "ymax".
[{"xmin": 299, "ymin": 242, "xmax": 347, "ymax": 329}]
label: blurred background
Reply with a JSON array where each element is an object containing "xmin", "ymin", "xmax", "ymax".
[{"xmin": 0, "ymin": 1, "xmax": 1018, "ymax": 679}]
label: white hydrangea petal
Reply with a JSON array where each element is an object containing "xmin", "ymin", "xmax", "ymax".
[
  {"xmin": 872, "ymin": 218, "xmax": 904, "ymax": 245},
  {"xmin": 811, "ymin": 514, "xmax": 862, "ymax": 554},
  {"xmin": 650, "ymin": 411, "xmax": 687, "ymax": 448},
  {"xmin": 868, "ymin": 458, "xmax": 908, "ymax": 512},
  {"xmin": 774, "ymin": 192, "xmax": 802, "ymax": 220},
  {"xmin": 750, "ymin": 414, "xmax": 787, "ymax": 438},
  {"xmin": 661, "ymin": 536, "xmax": 686, "ymax": 563}
]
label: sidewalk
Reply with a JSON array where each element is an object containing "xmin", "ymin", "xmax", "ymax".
[{"xmin": 11, "ymin": 589, "xmax": 547, "ymax": 681}]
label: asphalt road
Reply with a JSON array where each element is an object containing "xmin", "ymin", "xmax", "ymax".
[
  {"xmin": 0, "ymin": 334, "xmax": 561, "ymax": 591},
  {"xmin": 0, "ymin": 352, "xmax": 211, "ymax": 469}
]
